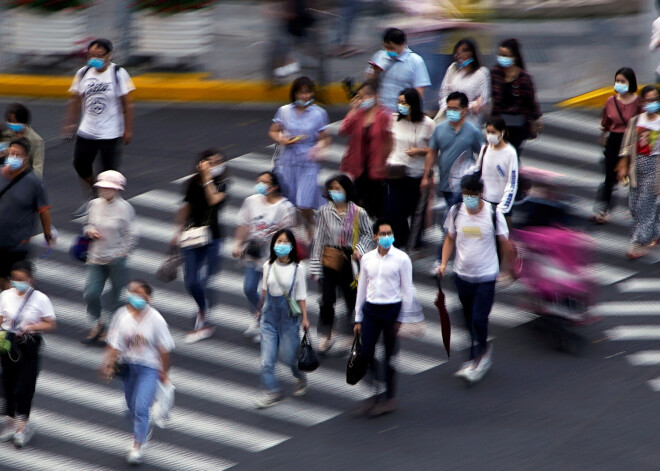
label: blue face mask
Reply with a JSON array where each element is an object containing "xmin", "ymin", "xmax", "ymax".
[
  {"xmin": 497, "ymin": 56, "xmax": 514, "ymax": 68},
  {"xmin": 11, "ymin": 281, "xmax": 30, "ymax": 293},
  {"xmin": 463, "ymin": 195, "xmax": 480, "ymax": 210},
  {"xmin": 446, "ymin": 110, "xmax": 462, "ymax": 123},
  {"xmin": 359, "ymin": 98, "xmax": 375, "ymax": 110},
  {"xmin": 645, "ymin": 102, "xmax": 660, "ymax": 114},
  {"xmin": 127, "ymin": 293, "xmax": 147, "ymax": 311},
  {"xmin": 457, "ymin": 58, "xmax": 474, "ymax": 69},
  {"xmin": 378, "ymin": 235, "xmax": 395, "ymax": 249},
  {"xmin": 5, "ymin": 155, "xmax": 23, "ymax": 171},
  {"xmin": 295, "ymin": 99, "xmax": 314, "ymax": 107},
  {"xmin": 385, "ymin": 50, "xmax": 399, "ymax": 58},
  {"xmin": 613, "ymin": 82, "xmax": 628, "ymax": 94},
  {"xmin": 255, "ymin": 182, "xmax": 269, "ymax": 195},
  {"xmin": 329, "ymin": 190, "xmax": 346, "ymax": 203},
  {"xmin": 397, "ymin": 103, "xmax": 410, "ymax": 115},
  {"xmin": 7, "ymin": 122, "xmax": 25, "ymax": 133},
  {"xmin": 88, "ymin": 57, "xmax": 105, "ymax": 69},
  {"xmin": 274, "ymin": 242, "xmax": 292, "ymax": 258}
]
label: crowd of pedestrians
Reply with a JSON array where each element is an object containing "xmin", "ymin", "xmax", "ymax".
[{"xmin": 0, "ymin": 24, "xmax": 659, "ymax": 464}]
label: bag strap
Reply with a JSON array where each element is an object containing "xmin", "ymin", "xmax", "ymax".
[
  {"xmin": 351, "ymin": 207, "xmax": 361, "ymax": 249},
  {"xmin": 0, "ymin": 169, "xmax": 30, "ymax": 202},
  {"xmin": 270, "ymin": 262, "xmax": 298, "ymax": 298},
  {"xmin": 10, "ymin": 288, "xmax": 36, "ymax": 331},
  {"xmin": 612, "ymin": 96, "xmax": 626, "ymax": 126},
  {"xmin": 476, "ymin": 144, "xmax": 488, "ymax": 175}
]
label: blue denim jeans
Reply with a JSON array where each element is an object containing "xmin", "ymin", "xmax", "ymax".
[
  {"xmin": 84, "ymin": 257, "xmax": 128, "ymax": 322},
  {"xmin": 122, "ymin": 364, "xmax": 159, "ymax": 445},
  {"xmin": 183, "ymin": 239, "xmax": 222, "ymax": 314},
  {"xmin": 260, "ymin": 293, "xmax": 304, "ymax": 393},
  {"xmin": 454, "ymin": 276, "xmax": 496, "ymax": 360},
  {"xmin": 243, "ymin": 264, "xmax": 262, "ymax": 312}
]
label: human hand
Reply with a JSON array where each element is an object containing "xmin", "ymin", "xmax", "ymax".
[
  {"xmin": 405, "ymin": 148, "xmax": 417, "ymax": 156},
  {"xmin": 159, "ymin": 370, "xmax": 169, "ymax": 383},
  {"xmin": 62, "ymin": 124, "xmax": 77, "ymax": 140},
  {"xmin": 353, "ymin": 323, "xmax": 362, "ymax": 336},
  {"xmin": 232, "ymin": 243, "xmax": 243, "ymax": 258},
  {"xmin": 301, "ymin": 317, "xmax": 310, "ymax": 331},
  {"xmin": 352, "ymin": 252, "xmax": 362, "ymax": 261},
  {"xmin": 436, "ymin": 263, "xmax": 446, "ymax": 278},
  {"xmin": 87, "ymin": 229, "xmax": 102, "ymax": 240},
  {"xmin": 420, "ymin": 177, "xmax": 431, "ymax": 190},
  {"xmin": 123, "ymin": 130, "xmax": 133, "ymax": 145}
]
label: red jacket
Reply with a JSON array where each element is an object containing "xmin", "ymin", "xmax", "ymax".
[{"xmin": 339, "ymin": 106, "xmax": 393, "ymax": 181}]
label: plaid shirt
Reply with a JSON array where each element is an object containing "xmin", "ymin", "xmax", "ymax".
[{"xmin": 490, "ymin": 66, "xmax": 542, "ymax": 122}]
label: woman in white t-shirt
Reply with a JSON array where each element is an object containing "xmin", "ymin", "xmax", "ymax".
[
  {"xmin": 254, "ymin": 229, "xmax": 310, "ymax": 409},
  {"xmin": 0, "ymin": 261, "xmax": 56, "ymax": 448},
  {"xmin": 472, "ymin": 116, "xmax": 519, "ymax": 216},
  {"xmin": 102, "ymin": 280, "xmax": 175, "ymax": 465},
  {"xmin": 233, "ymin": 171, "xmax": 298, "ymax": 340},
  {"xmin": 386, "ymin": 88, "xmax": 435, "ymax": 249},
  {"xmin": 438, "ymin": 174, "xmax": 512, "ymax": 384}
]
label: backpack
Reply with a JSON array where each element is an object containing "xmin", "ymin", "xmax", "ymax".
[{"xmin": 451, "ymin": 201, "xmax": 501, "ymax": 262}]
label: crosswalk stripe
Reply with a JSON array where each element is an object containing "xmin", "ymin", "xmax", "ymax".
[
  {"xmin": 526, "ymin": 134, "xmax": 602, "ymax": 165},
  {"xmin": 42, "ymin": 335, "xmax": 292, "ymax": 452},
  {"xmin": 541, "ymin": 110, "xmax": 601, "ymax": 137},
  {"xmin": 617, "ymin": 279, "xmax": 660, "ymax": 293},
  {"xmin": 592, "ymin": 301, "xmax": 660, "ymax": 317},
  {"xmin": 31, "ymin": 408, "xmax": 237, "ymax": 471},
  {"xmin": 647, "ymin": 377, "xmax": 660, "ymax": 392},
  {"xmin": 627, "ymin": 350, "xmax": 660, "ymax": 366},
  {"xmin": 0, "ymin": 447, "xmax": 116, "ymax": 471},
  {"xmin": 605, "ymin": 326, "xmax": 660, "ymax": 341}
]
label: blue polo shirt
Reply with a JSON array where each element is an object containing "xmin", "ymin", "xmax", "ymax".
[
  {"xmin": 369, "ymin": 47, "xmax": 431, "ymax": 111},
  {"xmin": 428, "ymin": 121, "xmax": 484, "ymax": 192}
]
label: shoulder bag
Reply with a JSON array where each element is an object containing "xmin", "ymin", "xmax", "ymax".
[
  {"xmin": 179, "ymin": 204, "xmax": 213, "ymax": 249},
  {"xmin": 270, "ymin": 263, "xmax": 302, "ymax": 317}
]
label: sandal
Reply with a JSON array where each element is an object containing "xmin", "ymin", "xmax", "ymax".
[
  {"xmin": 81, "ymin": 323, "xmax": 106, "ymax": 345},
  {"xmin": 592, "ymin": 211, "xmax": 609, "ymax": 225}
]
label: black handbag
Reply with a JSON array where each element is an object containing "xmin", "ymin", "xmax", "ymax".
[
  {"xmin": 297, "ymin": 332, "xmax": 319, "ymax": 372},
  {"xmin": 113, "ymin": 360, "xmax": 128, "ymax": 380},
  {"xmin": 346, "ymin": 334, "xmax": 368, "ymax": 385}
]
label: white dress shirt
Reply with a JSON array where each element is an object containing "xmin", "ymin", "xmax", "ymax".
[{"xmin": 355, "ymin": 246, "xmax": 415, "ymax": 323}]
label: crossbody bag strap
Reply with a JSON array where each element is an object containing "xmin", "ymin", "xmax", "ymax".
[
  {"xmin": 0, "ymin": 169, "xmax": 30, "ymax": 202},
  {"xmin": 612, "ymin": 96, "xmax": 626, "ymax": 126},
  {"xmin": 351, "ymin": 207, "xmax": 361, "ymax": 249},
  {"xmin": 270, "ymin": 262, "xmax": 297, "ymax": 298},
  {"xmin": 10, "ymin": 288, "xmax": 36, "ymax": 331}
]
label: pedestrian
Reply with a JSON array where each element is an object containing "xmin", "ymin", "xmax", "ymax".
[
  {"xmin": 102, "ymin": 279, "xmax": 174, "ymax": 465},
  {"xmin": 422, "ymin": 92, "xmax": 484, "ymax": 269},
  {"xmin": 436, "ymin": 38, "xmax": 490, "ymax": 127},
  {"xmin": 1, "ymin": 103, "xmax": 45, "ymax": 179},
  {"xmin": 0, "ymin": 261, "xmax": 56, "ymax": 448},
  {"xmin": 0, "ymin": 138, "xmax": 54, "ymax": 292},
  {"xmin": 473, "ymin": 116, "xmax": 518, "ymax": 217},
  {"xmin": 171, "ymin": 148, "xmax": 229, "ymax": 343},
  {"xmin": 310, "ymin": 174, "xmax": 374, "ymax": 353},
  {"xmin": 367, "ymin": 28, "xmax": 431, "ymax": 111},
  {"xmin": 268, "ymin": 76, "xmax": 330, "ymax": 239},
  {"xmin": 82, "ymin": 170, "xmax": 138, "ymax": 344},
  {"xmin": 354, "ymin": 218, "xmax": 414, "ymax": 416},
  {"xmin": 437, "ymin": 173, "xmax": 513, "ymax": 383},
  {"xmin": 339, "ymin": 79, "xmax": 393, "ymax": 218},
  {"xmin": 386, "ymin": 87, "xmax": 435, "ymax": 248},
  {"xmin": 592, "ymin": 68, "xmax": 641, "ymax": 224},
  {"xmin": 233, "ymin": 172, "xmax": 298, "ymax": 341},
  {"xmin": 328, "ymin": 0, "xmax": 363, "ymax": 58},
  {"xmin": 651, "ymin": 4, "xmax": 660, "ymax": 84},
  {"xmin": 490, "ymin": 38, "xmax": 542, "ymax": 158},
  {"xmin": 617, "ymin": 85, "xmax": 660, "ymax": 259},
  {"xmin": 255, "ymin": 229, "xmax": 310, "ymax": 409},
  {"xmin": 63, "ymin": 38, "xmax": 135, "ymax": 218}
]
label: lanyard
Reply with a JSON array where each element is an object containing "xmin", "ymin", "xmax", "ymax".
[{"xmin": 10, "ymin": 289, "xmax": 35, "ymax": 332}]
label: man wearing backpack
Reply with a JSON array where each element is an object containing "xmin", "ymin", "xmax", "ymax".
[
  {"xmin": 437, "ymin": 173, "xmax": 513, "ymax": 383},
  {"xmin": 62, "ymin": 38, "xmax": 135, "ymax": 218}
]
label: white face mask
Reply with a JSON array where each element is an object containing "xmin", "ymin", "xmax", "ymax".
[
  {"xmin": 486, "ymin": 133, "xmax": 501, "ymax": 146},
  {"xmin": 210, "ymin": 163, "xmax": 226, "ymax": 177}
]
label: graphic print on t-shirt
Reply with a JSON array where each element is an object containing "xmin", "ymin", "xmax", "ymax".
[
  {"xmin": 123, "ymin": 332, "xmax": 148, "ymax": 355},
  {"xmin": 84, "ymin": 78, "xmax": 112, "ymax": 116},
  {"xmin": 461, "ymin": 226, "xmax": 483, "ymax": 238}
]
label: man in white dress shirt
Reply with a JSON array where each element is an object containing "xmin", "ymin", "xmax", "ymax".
[{"xmin": 354, "ymin": 218, "xmax": 414, "ymax": 416}]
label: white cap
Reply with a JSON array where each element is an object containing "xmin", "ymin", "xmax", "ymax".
[{"xmin": 94, "ymin": 170, "xmax": 126, "ymax": 191}]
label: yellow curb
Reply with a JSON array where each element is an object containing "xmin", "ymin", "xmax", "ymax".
[
  {"xmin": 0, "ymin": 74, "xmax": 350, "ymax": 104},
  {"xmin": 558, "ymin": 86, "xmax": 613, "ymax": 109}
]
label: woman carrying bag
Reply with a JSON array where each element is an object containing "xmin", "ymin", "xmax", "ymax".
[
  {"xmin": 0, "ymin": 261, "xmax": 56, "ymax": 448},
  {"xmin": 171, "ymin": 148, "xmax": 229, "ymax": 343},
  {"xmin": 255, "ymin": 229, "xmax": 310, "ymax": 409},
  {"xmin": 309, "ymin": 174, "xmax": 374, "ymax": 353},
  {"xmin": 102, "ymin": 279, "xmax": 175, "ymax": 465}
]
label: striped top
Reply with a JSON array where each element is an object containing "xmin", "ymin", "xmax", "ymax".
[{"xmin": 309, "ymin": 202, "xmax": 375, "ymax": 276}]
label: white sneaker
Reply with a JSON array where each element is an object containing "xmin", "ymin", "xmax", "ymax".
[
  {"xmin": 252, "ymin": 334, "xmax": 261, "ymax": 344},
  {"xmin": 13, "ymin": 422, "xmax": 34, "ymax": 448},
  {"xmin": 465, "ymin": 346, "xmax": 492, "ymax": 383},
  {"xmin": 293, "ymin": 379, "xmax": 308, "ymax": 397},
  {"xmin": 127, "ymin": 446, "xmax": 143, "ymax": 464},
  {"xmin": 318, "ymin": 335, "xmax": 334, "ymax": 354},
  {"xmin": 274, "ymin": 62, "xmax": 301, "ymax": 78},
  {"xmin": 244, "ymin": 319, "xmax": 260, "ymax": 337},
  {"xmin": 255, "ymin": 392, "xmax": 282, "ymax": 409},
  {"xmin": 0, "ymin": 418, "xmax": 16, "ymax": 442},
  {"xmin": 454, "ymin": 361, "xmax": 475, "ymax": 379},
  {"xmin": 184, "ymin": 326, "xmax": 215, "ymax": 344}
]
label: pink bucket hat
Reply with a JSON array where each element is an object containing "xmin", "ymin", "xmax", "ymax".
[{"xmin": 94, "ymin": 170, "xmax": 126, "ymax": 191}]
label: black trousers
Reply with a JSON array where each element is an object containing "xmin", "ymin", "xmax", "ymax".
[
  {"xmin": 596, "ymin": 132, "xmax": 624, "ymax": 212},
  {"xmin": 386, "ymin": 176, "xmax": 423, "ymax": 249},
  {"xmin": 355, "ymin": 175, "xmax": 385, "ymax": 219},
  {"xmin": 318, "ymin": 256, "xmax": 356, "ymax": 337},
  {"xmin": 1, "ymin": 335, "xmax": 42, "ymax": 419},
  {"xmin": 361, "ymin": 302, "xmax": 401, "ymax": 399},
  {"xmin": 73, "ymin": 136, "xmax": 123, "ymax": 180},
  {"xmin": 507, "ymin": 125, "xmax": 528, "ymax": 159}
]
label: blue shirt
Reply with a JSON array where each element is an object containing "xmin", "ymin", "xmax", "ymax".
[
  {"xmin": 428, "ymin": 121, "xmax": 484, "ymax": 192},
  {"xmin": 369, "ymin": 48, "xmax": 431, "ymax": 111}
]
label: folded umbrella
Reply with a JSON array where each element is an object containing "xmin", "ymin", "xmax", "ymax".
[{"xmin": 434, "ymin": 276, "xmax": 451, "ymax": 357}]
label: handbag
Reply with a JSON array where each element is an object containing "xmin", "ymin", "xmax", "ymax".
[
  {"xmin": 297, "ymin": 332, "xmax": 320, "ymax": 372},
  {"xmin": 386, "ymin": 164, "xmax": 407, "ymax": 179},
  {"xmin": 346, "ymin": 334, "xmax": 368, "ymax": 385},
  {"xmin": 112, "ymin": 360, "xmax": 128, "ymax": 380},
  {"xmin": 270, "ymin": 263, "xmax": 302, "ymax": 316},
  {"xmin": 151, "ymin": 381, "xmax": 175, "ymax": 428},
  {"xmin": 321, "ymin": 246, "xmax": 347, "ymax": 271},
  {"xmin": 156, "ymin": 249, "xmax": 181, "ymax": 283},
  {"xmin": 70, "ymin": 233, "xmax": 92, "ymax": 262},
  {"xmin": 179, "ymin": 226, "xmax": 211, "ymax": 249}
]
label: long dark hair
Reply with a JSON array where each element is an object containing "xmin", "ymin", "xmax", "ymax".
[
  {"xmin": 499, "ymin": 38, "xmax": 525, "ymax": 70},
  {"xmin": 192, "ymin": 147, "xmax": 228, "ymax": 183},
  {"xmin": 486, "ymin": 115, "xmax": 509, "ymax": 142},
  {"xmin": 268, "ymin": 229, "xmax": 299, "ymax": 264},
  {"xmin": 398, "ymin": 88, "xmax": 424, "ymax": 123},
  {"xmin": 453, "ymin": 38, "xmax": 481, "ymax": 75}
]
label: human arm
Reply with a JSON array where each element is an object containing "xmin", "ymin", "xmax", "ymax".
[
  {"xmin": 353, "ymin": 257, "xmax": 368, "ymax": 334},
  {"xmin": 651, "ymin": 18, "xmax": 660, "ymax": 51},
  {"xmin": 617, "ymin": 116, "xmax": 637, "ymax": 180},
  {"xmin": 298, "ymin": 300, "xmax": 310, "ymax": 331},
  {"xmin": 31, "ymin": 134, "xmax": 45, "ymax": 178},
  {"xmin": 100, "ymin": 345, "xmax": 121, "ymax": 381},
  {"xmin": 232, "ymin": 224, "xmax": 249, "ymax": 258},
  {"xmin": 355, "ymin": 207, "xmax": 375, "ymax": 257},
  {"xmin": 601, "ymin": 101, "xmax": 612, "ymax": 147},
  {"xmin": 39, "ymin": 208, "xmax": 54, "ymax": 246},
  {"xmin": 198, "ymin": 161, "xmax": 227, "ymax": 206},
  {"xmin": 22, "ymin": 316, "xmax": 56, "ymax": 334},
  {"xmin": 62, "ymin": 93, "xmax": 82, "ymax": 139},
  {"xmin": 469, "ymin": 68, "xmax": 491, "ymax": 115},
  {"xmin": 170, "ymin": 203, "xmax": 191, "ymax": 246},
  {"xmin": 120, "ymin": 204, "xmax": 139, "ymax": 256},
  {"xmin": 420, "ymin": 129, "xmax": 438, "ymax": 190},
  {"xmin": 498, "ymin": 148, "xmax": 519, "ymax": 214},
  {"xmin": 497, "ymin": 235, "xmax": 514, "ymax": 273},
  {"xmin": 120, "ymin": 92, "xmax": 134, "ymax": 145},
  {"xmin": 158, "ymin": 348, "xmax": 171, "ymax": 383},
  {"xmin": 438, "ymin": 234, "xmax": 455, "ymax": 278},
  {"xmin": 309, "ymin": 207, "xmax": 328, "ymax": 277},
  {"xmin": 398, "ymin": 256, "xmax": 414, "ymax": 322}
]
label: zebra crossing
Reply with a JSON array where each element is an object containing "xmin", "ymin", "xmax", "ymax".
[{"xmin": 5, "ymin": 107, "xmax": 659, "ymax": 469}]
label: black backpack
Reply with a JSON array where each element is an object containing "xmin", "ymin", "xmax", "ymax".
[{"xmin": 78, "ymin": 63, "xmax": 123, "ymax": 94}]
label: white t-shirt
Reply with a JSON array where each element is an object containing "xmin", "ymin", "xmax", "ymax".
[
  {"xmin": 444, "ymin": 203, "xmax": 508, "ymax": 282},
  {"xmin": 473, "ymin": 143, "xmax": 519, "ymax": 214},
  {"xmin": 263, "ymin": 261, "xmax": 307, "ymax": 300},
  {"xmin": 387, "ymin": 116, "xmax": 435, "ymax": 178},
  {"xmin": 0, "ymin": 288, "xmax": 55, "ymax": 333},
  {"xmin": 106, "ymin": 306, "xmax": 175, "ymax": 371},
  {"xmin": 69, "ymin": 64, "xmax": 135, "ymax": 140}
]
